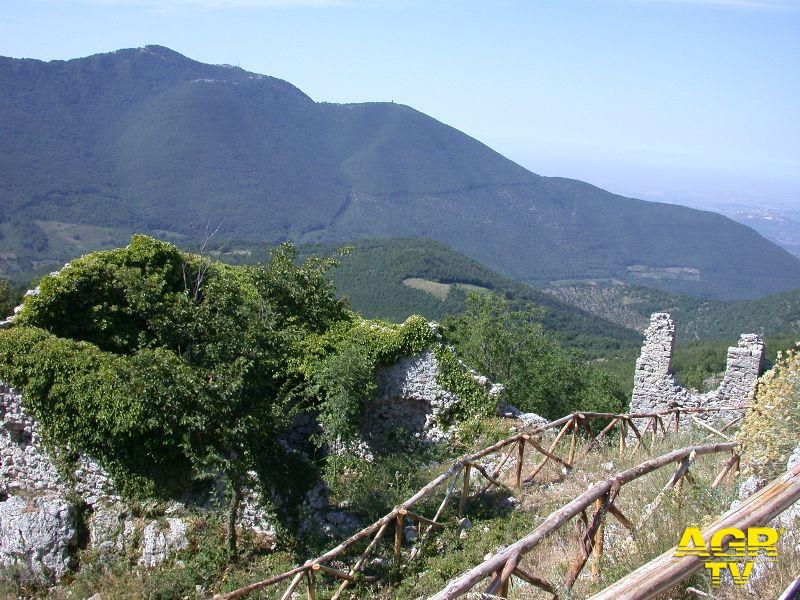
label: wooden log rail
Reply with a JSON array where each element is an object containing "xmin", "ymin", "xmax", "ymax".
[
  {"xmin": 428, "ymin": 442, "xmax": 737, "ymax": 600},
  {"xmin": 215, "ymin": 405, "xmax": 748, "ymax": 600},
  {"xmin": 589, "ymin": 461, "xmax": 800, "ymax": 599}
]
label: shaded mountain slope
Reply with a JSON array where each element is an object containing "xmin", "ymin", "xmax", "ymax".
[
  {"xmin": 546, "ymin": 281, "xmax": 800, "ymax": 341},
  {"xmin": 2, "ymin": 45, "xmax": 800, "ymax": 299},
  {"xmin": 216, "ymin": 237, "xmax": 643, "ymax": 353}
]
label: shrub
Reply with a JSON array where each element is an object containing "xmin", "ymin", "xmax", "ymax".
[
  {"xmin": 0, "ymin": 235, "xmax": 350, "ymax": 511},
  {"xmin": 737, "ymin": 344, "xmax": 800, "ymax": 479},
  {"xmin": 443, "ymin": 292, "xmax": 627, "ymax": 418}
]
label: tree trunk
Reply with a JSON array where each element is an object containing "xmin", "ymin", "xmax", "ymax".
[{"xmin": 228, "ymin": 481, "xmax": 243, "ymax": 557}]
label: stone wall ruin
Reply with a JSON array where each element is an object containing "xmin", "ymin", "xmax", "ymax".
[
  {"xmin": 630, "ymin": 312, "xmax": 764, "ymax": 430},
  {"xmin": 0, "ymin": 382, "xmax": 275, "ymax": 582},
  {"xmin": 0, "ymin": 262, "xmax": 505, "ymax": 584}
]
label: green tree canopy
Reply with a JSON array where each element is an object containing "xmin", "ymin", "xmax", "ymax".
[
  {"xmin": 443, "ymin": 292, "xmax": 627, "ymax": 418},
  {"xmin": 0, "ymin": 277, "xmax": 21, "ymax": 319},
  {"xmin": 0, "ymin": 235, "xmax": 354, "ymax": 503}
]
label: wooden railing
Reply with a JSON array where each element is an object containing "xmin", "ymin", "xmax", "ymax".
[
  {"xmin": 428, "ymin": 442, "xmax": 738, "ymax": 599},
  {"xmin": 588, "ymin": 461, "xmax": 800, "ymax": 600},
  {"xmin": 215, "ymin": 405, "xmax": 748, "ymax": 600}
]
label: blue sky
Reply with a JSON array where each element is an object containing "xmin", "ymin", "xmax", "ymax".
[{"xmin": 2, "ymin": 0, "xmax": 799, "ymax": 209}]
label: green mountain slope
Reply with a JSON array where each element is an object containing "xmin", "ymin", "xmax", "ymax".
[
  {"xmin": 216, "ymin": 238, "xmax": 642, "ymax": 353},
  {"xmin": 3, "ymin": 45, "xmax": 800, "ymax": 299},
  {"xmin": 546, "ymin": 282, "xmax": 800, "ymax": 341}
]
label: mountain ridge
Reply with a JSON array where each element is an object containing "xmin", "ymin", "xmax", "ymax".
[{"xmin": 2, "ymin": 45, "xmax": 800, "ymax": 299}]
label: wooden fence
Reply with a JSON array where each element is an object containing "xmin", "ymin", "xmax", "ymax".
[
  {"xmin": 214, "ymin": 405, "xmax": 747, "ymax": 600},
  {"xmin": 588, "ymin": 461, "xmax": 800, "ymax": 599},
  {"xmin": 428, "ymin": 442, "xmax": 738, "ymax": 599}
]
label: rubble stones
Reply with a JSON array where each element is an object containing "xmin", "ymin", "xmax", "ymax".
[
  {"xmin": 1, "ymin": 383, "xmax": 118, "ymax": 501},
  {"xmin": 139, "ymin": 518, "xmax": 189, "ymax": 568},
  {"xmin": 365, "ymin": 350, "xmax": 461, "ymax": 444},
  {"xmin": 366, "ymin": 349, "xmax": 503, "ymax": 445}
]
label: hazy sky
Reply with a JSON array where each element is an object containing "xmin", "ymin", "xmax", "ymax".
[{"xmin": 2, "ymin": 0, "xmax": 799, "ymax": 209}]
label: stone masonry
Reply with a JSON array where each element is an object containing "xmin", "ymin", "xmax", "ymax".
[
  {"xmin": 0, "ymin": 382, "xmax": 274, "ymax": 581},
  {"xmin": 630, "ymin": 313, "xmax": 764, "ymax": 431},
  {"xmin": 364, "ymin": 349, "xmax": 504, "ymax": 447}
]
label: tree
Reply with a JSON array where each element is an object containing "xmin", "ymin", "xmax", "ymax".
[
  {"xmin": 0, "ymin": 278, "xmax": 21, "ymax": 319},
  {"xmin": 443, "ymin": 292, "xmax": 626, "ymax": 418}
]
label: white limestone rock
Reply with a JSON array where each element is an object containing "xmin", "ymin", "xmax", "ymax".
[
  {"xmin": 0, "ymin": 494, "xmax": 77, "ymax": 582},
  {"xmin": 366, "ymin": 350, "xmax": 460, "ymax": 444},
  {"xmin": 139, "ymin": 518, "xmax": 189, "ymax": 568}
]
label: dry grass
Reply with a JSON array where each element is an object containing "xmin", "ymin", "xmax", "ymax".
[
  {"xmin": 403, "ymin": 277, "xmax": 452, "ymax": 299},
  {"xmin": 377, "ymin": 423, "xmax": 797, "ymax": 599}
]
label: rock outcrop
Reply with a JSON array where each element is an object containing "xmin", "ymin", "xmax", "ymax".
[
  {"xmin": 0, "ymin": 495, "xmax": 78, "ymax": 582},
  {"xmin": 0, "ymin": 382, "xmax": 271, "ymax": 581},
  {"xmin": 630, "ymin": 313, "xmax": 764, "ymax": 431}
]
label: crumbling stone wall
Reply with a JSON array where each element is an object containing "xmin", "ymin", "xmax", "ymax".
[
  {"xmin": 630, "ymin": 313, "xmax": 764, "ymax": 431},
  {"xmin": 0, "ymin": 382, "xmax": 273, "ymax": 581},
  {"xmin": 364, "ymin": 349, "xmax": 503, "ymax": 447}
]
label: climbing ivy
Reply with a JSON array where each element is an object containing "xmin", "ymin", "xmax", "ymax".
[
  {"xmin": 302, "ymin": 315, "xmax": 437, "ymax": 443},
  {"xmin": 0, "ymin": 236, "xmax": 347, "ymax": 502},
  {"xmin": 433, "ymin": 345, "xmax": 495, "ymax": 421},
  {"xmin": 0, "ymin": 236, "xmax": 495, "ymax": 507}
]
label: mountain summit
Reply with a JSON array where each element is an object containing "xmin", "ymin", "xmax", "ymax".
[{"xmin": 2, "ymin": 45, "xmax": 799, "ymax": 299}]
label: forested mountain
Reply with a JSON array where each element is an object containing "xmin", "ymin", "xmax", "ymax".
[
  {"xmin": 216, "ymin": 238, "xmax": 643, "ymax": 353},
  {"xmin": 546, "ymin": 281, "xmax": 800, "ymax": 341},
  {"xmin": 3, "ymin": 45, "xmax": 800, "ymax": 299}
]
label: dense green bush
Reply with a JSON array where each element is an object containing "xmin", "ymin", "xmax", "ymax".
[
  {"xmin": 443, "ymin": 292, "xmax": 627, "ymax": 418},
  {"xmin": 1, "ymin": 235, "xmax": 349, "ymax": 503},
  {"xmin": 0, "ymin": 236, "xmax": 498, "ymax": 517}
]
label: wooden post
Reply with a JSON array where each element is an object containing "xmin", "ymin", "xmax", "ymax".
[
  {"xmin": 592, "ymin": 497, "xmax": 606, "ymax": 581},
  {"xmin": 524, "ymin": 416, "xmax": 574, "ymax": 483},
  {"xmin": 588, "ymin": 462, "xmax": 800, "ymax": 600},
  {"xmin": 619, "ymin": 419, "xmax": 627, "ymax": 457},
  {"xmin": 511, "ymin": 567, "xmax": 558, "ymax": 595},
  {"xmin": 712, "ymin": 452, "xmax": 739, "ymax": 488},
  {"xmin": 674, "ymin": 411, "xmax": 680, "ymax": 434},
  {"xmin": 394, "ymin": 510, "xmax": 406, "ymax": 559},
  {"xmin": 567, "ymin": 418, "xmax": 578, "ymax": 467},
  {"xmin": 632, "ymin": 417, "xmax": 653, "ymax": 453},
  {"xmin": 581, "ymin": 418, "xmax": 620, "ymax": 459},
  {"xmin": 428, "ymin": 442, "xmax": 736, "ymax": 600},
  {"xmin": 306, "ymin": 569, "xmax": 316, "ymax": 600},
  {"xmin": 515, "ymin": 439, "xmax": 525, "ymax": 488},
  {"xmin": 674, "ymin": 463, "xmax": 685, "ymax": 497},
  {"xmin": 459, "ymin": 464, "xmax": 472, "ymax": 517},
  {"xmin": 280, "ymin": 571, "xmax": 306, "ymax": 600},
  {"xmin": 331, "ymin": 521, "xmax": 391, "ymax": 600},
  {"xmin": 499, "ymin": 576, "xmax": 510, "ymax": 598},
  {"xmin": 728, "ymin": 454, "xmax": 740, "ymax": 487},
  {"xmin": 608, "ymin": 503, "xmax": 635, "ymax": 536},
  {"xmin": 636, "ymin": 454, "xmax": 695, "ymax": 529}
]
